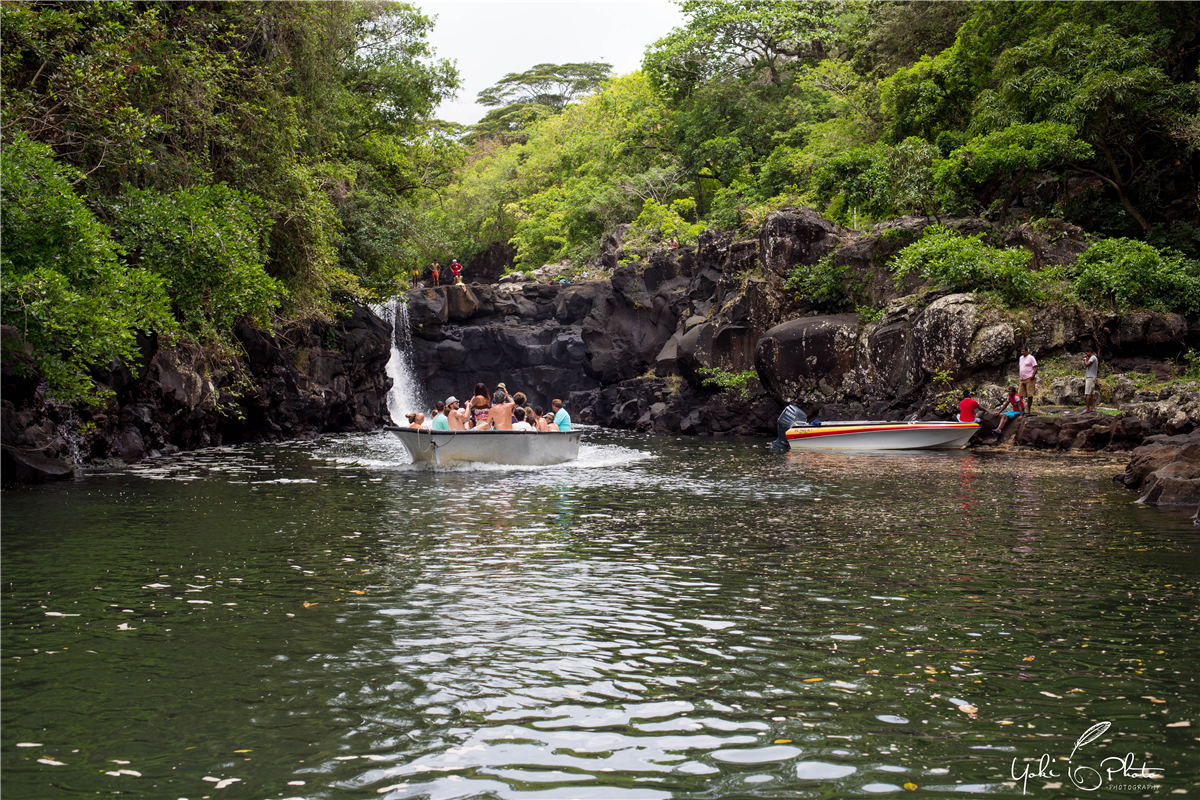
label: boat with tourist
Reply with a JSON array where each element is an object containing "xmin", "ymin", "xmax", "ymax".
[
  {"xmin": 387, "ymin": 426, "xmax": 582, "ymax": 466},
  {"xmin": 771, "ymin": 405, "xmax": 978, "ymax": 451}
]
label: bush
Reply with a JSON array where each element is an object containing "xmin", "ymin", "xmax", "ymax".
[
  {"xmin": 698, "ymin": 367, "xmax": 758, "ymax": 398},
  {"xmin": 628, "ymin": 198, "xmax": 705, "ymax": 246},
  {"xmin": 1, "ymin": 135, "xmax": 175, "ymax": 402},
  {"xmin": 111, "ymin": 185, "xmax": 283, "ymax": 342},
  {"xmin": 890, "ymin": 224, "xmax": 1045, "ymax": 306},
  {"xmin": 1072, "ymin": 238, "xmax": 1200, "ymax": 314},
  {"xmin": 786, "ymin": 251, "xmax": 856, "ymax": 312}
]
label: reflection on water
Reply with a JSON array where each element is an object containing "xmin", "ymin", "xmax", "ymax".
[{"xmin": 2, "ymin": 430, "xmax": 1197, "ymax": 799}]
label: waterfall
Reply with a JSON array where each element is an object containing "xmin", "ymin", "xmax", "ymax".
[{"xmin": 371, "ymin": 297, "xmax": 428, "ymax": 425}]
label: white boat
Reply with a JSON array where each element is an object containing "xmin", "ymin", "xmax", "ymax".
[
  {"xmin": 387, "ymin": 426, "xmax": 581, "ymax": 466},
  {"xmin": 783, "ymin": 420, "xmax": 980, "ymax": 450},
  {"xmin": 770, "ymin": 405, "xmax": 978, "ymax": 451}
]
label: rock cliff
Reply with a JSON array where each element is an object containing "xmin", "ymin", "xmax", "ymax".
[{"xmin": 1, "ymin": 305, "xmax": 392, "ymax": 484}]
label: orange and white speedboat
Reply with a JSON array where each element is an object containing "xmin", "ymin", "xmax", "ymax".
[{"xmin": 771, "ymin": 406, "xmax": 978, "ymax": 451}]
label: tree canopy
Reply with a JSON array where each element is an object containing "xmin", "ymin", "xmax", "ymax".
[
  {"xmin": 4, "ymin": 0, "xmax": 1199, "ymax": 402},
  {"xmin": 2, "ymin": 0, "xmax": 457, "ymax": 400}
]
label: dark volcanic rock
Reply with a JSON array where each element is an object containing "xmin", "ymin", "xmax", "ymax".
[
  {"xmin": 1, "ymin": 445, "xmax": 74, "ymax": 484},
  {"xmin": 1117, "ymin": 431, "xmax": 1200, "ymax": 507},
  {"xmin": 755, "ymin": 315, "xmax": 860, "ymax": 401},
  {"xmin": 1, "ymin": 304, "xmax": 393, "ymax": 480}
]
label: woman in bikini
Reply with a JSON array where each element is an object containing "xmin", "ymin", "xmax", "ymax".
[{"xmin": 467, "ymin": 382, "xmax": 491, "ymax": 430}]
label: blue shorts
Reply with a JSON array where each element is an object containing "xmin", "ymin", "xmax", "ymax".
[{"xmin": 1004, "ymin": 410, "xmax": 1020, "ymax": 420}]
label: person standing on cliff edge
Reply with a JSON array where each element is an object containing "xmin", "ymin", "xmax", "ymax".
[{"xmin": 1018, "ymin": 346, "xmax": 1038, "ymax": 412}]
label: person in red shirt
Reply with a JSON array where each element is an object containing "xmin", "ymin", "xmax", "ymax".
[
  {"xmin": 450, "ymin": 259, "xmax": 462, "ymax": 284},
  {"xmin": 992, "ymin": 386, "xmax": 1026, "ymax": 435},
  {"xmin": 958, "ymin": 389, "xmax": 986, "ymax": 424}
]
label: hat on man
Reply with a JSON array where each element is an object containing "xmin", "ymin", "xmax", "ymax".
[
  {"xmin": 445, "ymin": 396, "xmax": 458, "ymax": 405},
  {"xmin": 497, "ymin": 382, "xmax": 507, "ymax": 390}
]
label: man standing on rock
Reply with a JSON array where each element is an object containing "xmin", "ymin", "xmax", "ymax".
[
  {"xmin": 1083, "ymin": 347, "xmax": 1099, "ymax": 413},
  {"xmin": 1018, "ymin": 346, "xmax": 1039, "ymax": 412}
]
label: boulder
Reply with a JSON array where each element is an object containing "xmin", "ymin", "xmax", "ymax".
[
  {"xmin": 1117, "ymin": 431, "xmax": 1200, "ymax": 507},
  {"xmin": 755, "ymin": 314, "xmax": 860, "ymax": 401},
  {"xmin": 1, "ymin": 445, "xmax": 75, "ymax": 484},
  {"xmin": 913, "ymin": 294, "xmax": 981, "ymax": 377}
]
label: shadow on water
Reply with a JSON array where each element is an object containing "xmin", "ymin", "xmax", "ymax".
[{"xmin": 2, "ymin": 429, "xmax": 1197, "ymax": 798}]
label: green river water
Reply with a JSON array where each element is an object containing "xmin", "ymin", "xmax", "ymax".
[{"xmin": 2, "ymin": 429, "xmax": 1197, "ymax": 799}]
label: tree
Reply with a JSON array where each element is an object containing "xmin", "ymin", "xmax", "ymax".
[
  {"xmin": 644, "ymin": 0, "xmax": 838, "ymax": 98},
  {"xmin": 847, "ymin": 1, "xmax": 977, "ymax": 79},
  {"xmin": 1072, "ymin": 238, "xmax": 1200, "ymax": 314},
  {"xmin": 973, "ymin": 22, "xmax": 1193, "ymax": 231},
  {"xmin": 110, "ymin": 185, "xmax": 282, "ymax": 342},
  {"xmin": 2, "ymin": 1, "xmax": 460, "ymax": 314},
  {"xmin": 936, "ymin": 122, "xmax": 1094, "ymax": 220},
  {"xmin": 1, "ymin": 134, "xmax": 174, "ymax": 403},
  {"xmin": 476, "ymin": 62, "xmax": 612, "ymax": 114}
]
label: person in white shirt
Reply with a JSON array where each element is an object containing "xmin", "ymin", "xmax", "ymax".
[
  {"xmin": 1083, "ymin": 347, "xmax": 1099, "ymax": 412},
  {"xmin": 510, "ymin": 407, "xmax": 535, "ymax": 432}
]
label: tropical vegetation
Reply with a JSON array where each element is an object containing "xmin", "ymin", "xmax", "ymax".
[{"xmin": 2, "ymin": 0, "xmax": 1197, "ymax": 403}]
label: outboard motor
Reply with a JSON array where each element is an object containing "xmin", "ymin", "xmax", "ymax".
[{"xmin": 769, "ymin": 404, "xmax": 807, "ymax": 451}]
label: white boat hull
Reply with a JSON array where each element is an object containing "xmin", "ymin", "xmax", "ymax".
[
  {"xmin": 387, "ymin": 426, "xmax": 581, "ymax": 466},
  {"xmin": 785, "ymin": 421, "xmax": 979, "ymax": 450}
]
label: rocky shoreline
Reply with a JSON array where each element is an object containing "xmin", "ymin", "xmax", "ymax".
[{"xmin": 4, "ymin": 209, "xmax": 1198, "ymax": 509}]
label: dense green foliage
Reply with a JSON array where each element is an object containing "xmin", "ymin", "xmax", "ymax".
[
  {"xmin": 1072, "ymin": 239, "xmax": 1200, "ymax": 314},
  {"xmin": 424, "ymin": 1, "xmax": 1195, "ymax": 278},
  {"xmin": 1, "ymin": 135, "xmax": 174, "ymax": 402},
  {"xmin": 890, "ymin": 225, "xmax": 1046, "ymax": 306},
  {"xmin": 2, "ymin": 0, "xmax": 456, "ymax": 399},
  {"xmin": 888, "ymin": 224, "xmax": 1199, "ymax": 313},
  {"xmin": 3, "ymin": 1, "xmax": 1198, "ymax": 402},
  {"xmin": 110, "ymin": 186, "xmax": 282, "ymax": 341}
]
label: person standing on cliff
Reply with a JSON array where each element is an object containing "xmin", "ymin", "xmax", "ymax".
[
  {"xmin": 1083, "ymin": 347, "xmax": 1099, "ymax": 412},
  {"xmin": 430, "ymin": 260, "xmax": 440, "ymax": 287},
  {"xmin": 1018, "ymin": 346, "xmax": 1039, "ymax": 412},
  {"xmin": 450, "ymin": 259, "xmax": 462, "ymax": 284}
]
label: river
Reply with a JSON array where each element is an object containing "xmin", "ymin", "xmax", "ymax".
[{"xmin": 2, "ymin": 429, "xmax": 1197, "ymax": 799}]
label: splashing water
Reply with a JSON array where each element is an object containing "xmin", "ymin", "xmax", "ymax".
[{"xmin": 371, "ymin": 297, "xmax": 427, "ymax": 425}]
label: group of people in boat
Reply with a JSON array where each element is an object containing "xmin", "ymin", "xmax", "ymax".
[{"xmin": 403, "ymin": 382, "xmax": 571, "ymax": 433}]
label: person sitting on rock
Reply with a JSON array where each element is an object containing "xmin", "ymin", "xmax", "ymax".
[{"xmin": 992, "ymin": 387, "xmax": 1026, "ymax": 436}]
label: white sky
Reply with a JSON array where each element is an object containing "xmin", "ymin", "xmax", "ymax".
[{"xmin": 421, "ymin": 0, "xmax": 686, "ymax": 126}]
